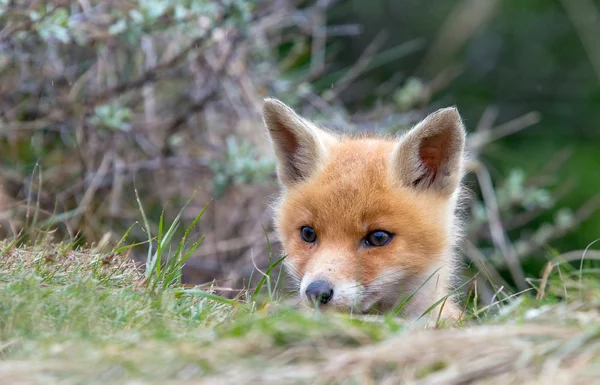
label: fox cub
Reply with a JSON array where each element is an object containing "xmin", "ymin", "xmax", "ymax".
[{"xmin": 263, "ymin": 98, "xmax": 467, "ymax": 323}]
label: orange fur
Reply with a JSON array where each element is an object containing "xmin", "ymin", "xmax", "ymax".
[{"xmin": 263, "ymin": 99, "xmax": 467, "ymax": 325}]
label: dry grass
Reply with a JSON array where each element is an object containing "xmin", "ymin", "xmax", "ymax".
[
  {"xmin": 0, "ymin": 241, "xmax": 142, "ymax": 286},
  {"xmin": 1, "ymin": 316, "xmax": 598, "ymax": 384},
  {"xmin": 0, "ymin": 241, "xmax": 599, "ymax": 384}
]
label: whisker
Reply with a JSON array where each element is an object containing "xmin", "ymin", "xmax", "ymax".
[{"xmin": 349, "ymin": 269, "xmax": 407, "ymax": 289}]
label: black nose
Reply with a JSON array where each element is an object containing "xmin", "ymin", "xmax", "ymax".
[{"xmin": 305, "ymin": 280, "xmax": 334, "ymax": 304}]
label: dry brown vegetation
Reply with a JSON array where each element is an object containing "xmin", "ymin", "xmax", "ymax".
[{"xmin": 2, "ymin": 2, "xmax": 598, "ymax": 304}]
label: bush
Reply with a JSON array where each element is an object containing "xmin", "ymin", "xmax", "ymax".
[{"xmin": 1, "ymin": 0, "xmax": 598, "ymax": 304}]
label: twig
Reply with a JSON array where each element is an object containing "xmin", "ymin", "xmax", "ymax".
[
  {"xmin": 85, "ymin": 37, "xmax": 211, "ymax": 107},
  {"xmin": 141, "ymin": 35, "xmax": 159, "ymax": 151},
  {"xmin": 0, "ymin": 5, "xmax": 61, "ymax": 42},
  {"xmin": 55, "ymin": 156, "xmax": 214, "ymax": 202},
  {"xmin": 463, "ymin": 240, "xmax": 509, "ymax": 289},
  {"xmin": 462, "ymin": 241, "xmax": 507, "ymax": 305},
  {"xmin": 82, "ymin": 3, "xmax": 242, "ymax": 108},
  {"xmin": 323, "ymin": 24, "xmax": 362, "ymax": 37},
  {"xmin": 473, "ymin": 163, "xmax": 528, "ymax": 290},
  {"xmin": 163, "ymin": 32, "xmax": 243, "ymax": 141},
  {"xmin": 309, "ymin": 0, "xmax": 329, "ymax": 78},
  {"xmin": 536, "ymin": 262, "xmax": 553, "ymax": 300},
  {"xmin": 195, "ymin": 231, "xmax": 278, "ymax": 258},
  {"xmin": 561, "ymin": 0, "xmax": 600, "ymax": 80},
  {"xmin": 551, "ymin": 249, "xmax": 600, "ymax": 264},
  {"xmin": 427, "ymin": 64, "xmax": 463, "ymax": 97},
  {"xmin": 108, "ymin": 157, "xmax": 125, "ymax": 216},
  {"xmin": 527, "ymin": 148, "xmax": 572, "ymax": 189},
  {"xmin": 322, "ymin": 31, "xmax": 388, "ymax": 102},
  {"xmin": 472, "ymin": 179, "xmax": 576, "ymax": 241},
  {"xmin": 475, "ymin": 106, "xmax": 499, "ymax": 133},
  {"xmin": 419, "ymin": 0, "xmax": 500, "ymax": 76},
  {"xmin": 71, "ymin": 152, "xmax": 113, "ymax": 225},
  {"xmin": 468, "ymin": 111, "xmax": 541, "ymax": 150},
  {"xmin": 0, "ymin": 111, "xmax": 65, "ymax": 133},
  {"xmin": 509, "ymin": 194, "xmax": 600, "ymax": 263}
]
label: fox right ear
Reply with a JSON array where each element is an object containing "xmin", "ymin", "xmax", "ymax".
[
  {"xmin": 391, "ymin": 107, "xmax": 466, "ymax": 195},
  {"xmin": 263, "ymin": 98, "xmax": 337, "ymax": 187}
]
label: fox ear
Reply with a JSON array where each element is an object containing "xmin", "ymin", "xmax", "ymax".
[
  {"xmin": 263, "ymin": 98, "xmax": 337, "ymax": 187},
  {"xmin": 391, "ymin": 107, "xmax": 466, "ymax": 195}
]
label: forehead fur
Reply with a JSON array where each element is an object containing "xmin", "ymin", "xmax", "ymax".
[{"xmin": 276, "ymin": 136, "xmax": 453, "ymax": 253}]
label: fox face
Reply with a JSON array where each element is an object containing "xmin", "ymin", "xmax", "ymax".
[{"xmin": 263, "ymin": 99, "xmax": 467, "ymax": 322}]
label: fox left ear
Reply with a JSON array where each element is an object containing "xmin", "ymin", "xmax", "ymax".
[
  {"xmin": 262, "ymin": 98, "xmax": 337, "ymax": 187},
  {"xmin": 391, "ymin": 107, "xmax": 466, "ymax": 195}
]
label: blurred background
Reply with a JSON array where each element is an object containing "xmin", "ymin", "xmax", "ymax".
[{"xmin": 0, "ymin": 0, "xmax": 598, "ymax": 304}]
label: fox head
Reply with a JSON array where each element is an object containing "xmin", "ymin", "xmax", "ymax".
[{"xmin": 263, "ymin": 98, "xmax": 467, "ymax": 321}]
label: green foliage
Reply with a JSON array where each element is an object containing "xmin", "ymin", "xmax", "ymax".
[
  {"xmin": 32, "ymin": 7, "xmax": 72, "ymax": 43},
  {"xmin": 500, "ymin": 169, "xmax": 552, "ymax": 210},
  {"xmin": 470, "ymin": 169, "xmax": 553, "ymax": 230},
  {"xmin": 91, "ymin": 104, "xmax": 133, "ymax": 133},
  {"xmin": 210, "ymin": 136, "xmax": 275, "ymax": 198},
  {"xmin": 393, "ymin": 77, "xmax": 426, "ymax": 111}
]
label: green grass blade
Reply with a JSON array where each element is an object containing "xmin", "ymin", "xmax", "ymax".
[
  {"xmin": 178, "ymin": 289, "xmax": 245, "ymax": 308},
  {"xmin": 173, "ymin": 200, "xmax": 208, "ymax": 260},
  {"xmin": 392, "ymin": 266, "xmax": 443, "ymax": 316},
  {"xmin": 251, "ymin": 255, "xmax": 287, "ymax": 303},
  {"xmin": 165, "ymin": 234, "xmax": 206, "ymax": 287},
  {"xmin": 134, "ymin": 187, "xmax": 154, "ymax": 279},
  {"xmin": 180, "ymin": 234, "xmax": 206, "ymax": 266},
  {"xmin": 36, "ymin": 209, "xmax": 79, "ymax": 229},
  {"xmin": 155, "ymin": 207, "xmax": 166, "ymax": 276},
  {"xmin": 162, "ymin": 201, "xmax": 208, "ymax": 289},
  {"xmin": 32, "ymin": 162, "xmax": 42, "ymax": 231},
  {"xmin": 24, "ymin": 161, "xmax": 39, "ymax": 231},
  {"xmin": 416, "ymin": 275, "xmax": 478, "ymax": 321},
  {"xmin": 112, "ymin": 222, "xmax": 137, "ymax": 254}
]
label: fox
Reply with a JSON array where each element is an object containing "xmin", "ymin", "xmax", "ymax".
[{"xmin": 262, "ymin": 98, "xmax": 467, "ymax": 324}]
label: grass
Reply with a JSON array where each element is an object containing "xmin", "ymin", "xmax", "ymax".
[{"xmin": 0, "ymin": 227, "xmax": 599, "ymax": 383}]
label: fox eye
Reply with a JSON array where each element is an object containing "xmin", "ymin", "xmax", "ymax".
[
  {"xmin": 300, "ymin": 226, "xmax": 317, "ymax": 243},
  {"xmin": 365, "ymin": 230, "xmax": 393, "ymax": 247}
]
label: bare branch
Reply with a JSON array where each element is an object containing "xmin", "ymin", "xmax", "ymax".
[
  {"xmin": 473, "ymin": 162, "xmax": 528, "ymax": 291},
  {"xmin": 322, "ymin": 31, "xmax": 388, "ymax": 102},
  {"xmin": 468, "ymin": 112, "xmax": 541, "ymax": 150}
]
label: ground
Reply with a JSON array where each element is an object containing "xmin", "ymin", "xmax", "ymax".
[{"xmin": 0, "ymin": 241, "xmax": 598, "ymax": 384}]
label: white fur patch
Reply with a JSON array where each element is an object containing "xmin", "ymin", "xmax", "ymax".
[
  {"xmin": 299, "ymin": 275, "xmax": 363, "ymax": 310},
  {"xmin": 297, "ymin": 268, "xmax": 410, "ymax": 312},
  {"xmin": 360, "ymin": 268, "xmax": 407, "ymax": 312}
]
